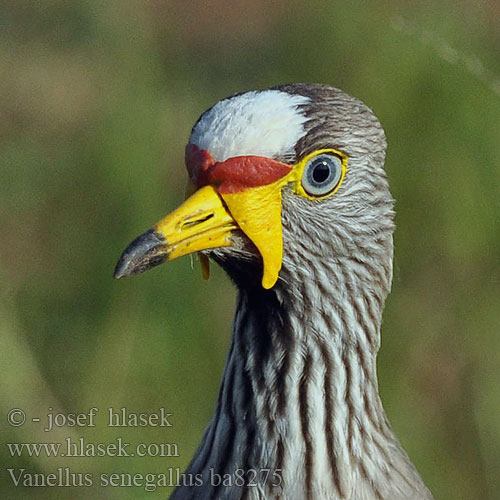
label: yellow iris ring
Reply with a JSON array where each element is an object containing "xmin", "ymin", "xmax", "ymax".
[{"xmin": 287, "ymin": 148, "xmax": 348, "ymax": 200}]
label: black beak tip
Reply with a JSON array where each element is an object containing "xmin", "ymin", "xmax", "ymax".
[
  {"xmin": 113, "ymin": 256, "xmax": 130, "ymax": 280},
  {"xmin": 113, "ymin": 229, "xmax": 168, "ymax": 280}
]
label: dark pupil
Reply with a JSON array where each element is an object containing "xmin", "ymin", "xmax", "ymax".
[{"xmin": 312, "ymin": 161, "xmax": 331, "ymax": 184}]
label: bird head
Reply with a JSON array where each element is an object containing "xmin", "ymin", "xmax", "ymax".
[{"xmin": 114, "ymin": 84, "xmax": 394, "ymax": 291}]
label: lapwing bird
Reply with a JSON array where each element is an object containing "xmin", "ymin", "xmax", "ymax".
[{"xmin": 114, "ymin": 84, "xmax": 435, "ymax": 500}]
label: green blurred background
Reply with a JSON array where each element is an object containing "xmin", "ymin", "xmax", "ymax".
[{"xmin": 1, "ymin": 0, "xmax": 499, "ymax": 498}]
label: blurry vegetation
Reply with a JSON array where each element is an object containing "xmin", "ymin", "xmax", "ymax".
[{"xmin": 1, "ymin": 0, "xmax": 499, "ymax": 499}]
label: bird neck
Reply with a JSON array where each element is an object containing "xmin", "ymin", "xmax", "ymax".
[
  {"xmin": 231, "ymin": 263, "xmax": 391, "ymax": 499},
  {"xmin": 177, "ymin": 256, "xmax": 429, "ymax": 499}
]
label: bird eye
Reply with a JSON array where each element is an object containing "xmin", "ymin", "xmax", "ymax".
[{"xmin": 301, "ymin": 153, "xmax": 344, "ymax": 197}]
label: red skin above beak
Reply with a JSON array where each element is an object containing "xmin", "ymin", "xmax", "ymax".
[{"xmin": 185, "ymin": 144, "xmax": 292, "ymax": 194}]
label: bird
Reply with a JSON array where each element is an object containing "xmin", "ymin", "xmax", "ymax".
[{"xmin": 114, "ymin": 83, "xmax": 435, "ymax": 500}]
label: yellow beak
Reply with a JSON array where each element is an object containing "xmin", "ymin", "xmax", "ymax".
[{"xmin": 114, "ymin": 182, "xmax": 286, "ymax": 289}]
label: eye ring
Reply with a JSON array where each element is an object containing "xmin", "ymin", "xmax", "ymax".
[{"xmin": 301, "ymin": 152, "xmax": 344, "ymax": 197}]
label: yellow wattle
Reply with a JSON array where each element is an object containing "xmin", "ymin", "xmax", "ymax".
[{"xmin": 222, "ymin": 182, "xmax": 285, "ymax": 289}]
